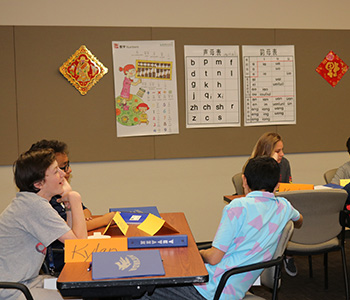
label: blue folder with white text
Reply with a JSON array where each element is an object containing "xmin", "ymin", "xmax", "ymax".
[
  {"xmin": 91, "ymin": 250, "xmax": 165, "ymax": 280},
  {"xmin": 128, "ymin": 234, "xmax": 188, "ymax": 248}
]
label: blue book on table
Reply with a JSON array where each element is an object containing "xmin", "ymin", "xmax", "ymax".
[
  {"xmin": 109, "ymin": 206, "xmax": 161, "ymax": 222},
  {"xmin": 91, "ymin": 250, "xmax": 165, "ymax": 280},
  {"xmin": 324, "ymin": 183, "xmax": 344, "ymax": 189},
  {"xmin": 119, "ymin": 212, "xmax": 149, "ymax": 224},
  {"xmin": 128, "ymin": 234, "xmax": 188, "ymax": 248}
]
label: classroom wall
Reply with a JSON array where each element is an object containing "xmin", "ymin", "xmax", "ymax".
[
  {"xmin": 1, "ymin": 0, "xmax": 350, "ymax": 30},
  {"xmin": 1, "ymin": 0, "xmax": 350, "ymax": 241},
  {"xmin": 0, "ymin": 152, "xmax": 349, "ymax": 241}
]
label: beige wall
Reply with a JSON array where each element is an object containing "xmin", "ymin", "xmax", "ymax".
[
  {"xmin": 1, "ymin": 0, "xmax": 350, "ymax": 241},
  {"xmin": 1, "ymin": 0, "xmax": 350, "ymax": 30},
  {"xmin": 1, "ymin": 152, "xmax": 348, "ymax": 241}
]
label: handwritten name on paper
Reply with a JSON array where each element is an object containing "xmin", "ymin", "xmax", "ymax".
[{"xmin": 65, "ymin": 238, "xmax": 128, "ymax": 263}]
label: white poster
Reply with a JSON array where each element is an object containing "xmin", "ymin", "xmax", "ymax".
[
  {"xmin": 243, "ymin": 45, "xmax": 296, "ymax": 126},
  {"xmin": 112, "ymin": 40, "xmax": 179, "ymax": 137},
  {"xmin": 184, "ymin": 45, "xmax": 241, "ymax": 128}
]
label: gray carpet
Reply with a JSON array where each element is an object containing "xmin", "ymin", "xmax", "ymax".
[{"xmin": 250, "ymin": 239, "xmax": 350, "ymax": 300}]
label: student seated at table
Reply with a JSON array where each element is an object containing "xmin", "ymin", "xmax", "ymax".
[
  {"xmin": 331, "ymin": 137, "xmax": 350, "ymax": 185},
  {"xmin": 29, "ymin": 139, "xmax": 115, "ymax": 274},
  {"xmin": 250, "ymin": 132, "xmax": 292, "ymax": 183},
  {"xmin": 249, "ymin": 132, "xmax": 297, "ymax": 276},
  {"xmin": 139, "ymin": 156, "xmax": 303, "ymax": 300},
  {"xmin": 0, "ymin": 149, "xmax": 87, "ymax": 300},
  {"xmin": 331, "ymin": 137, "xmax": 350, "ymax": 210}
]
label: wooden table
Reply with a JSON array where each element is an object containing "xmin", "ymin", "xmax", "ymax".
[
  {"xmin": 223, "ymin": 194, "xmax": 244, "ymax": 203},
  {"xmin": 57, "ymin": 212, "xmax": 208, "ymax": 299}
]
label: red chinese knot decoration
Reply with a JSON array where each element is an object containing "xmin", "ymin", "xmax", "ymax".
[
  {"xmin": 316, "ymin": 50, "xmax": 348, "ymax": 87},
  {"xmin": 59, "ymin": 45, "xmax": 108, "ymax": 95}
]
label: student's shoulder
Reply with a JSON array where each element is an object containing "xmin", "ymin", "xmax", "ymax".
[
  {"xmin": 339, "ymin": 160, "xmax": 350, "ymax": 170},
  {"xmin": 281, "ymin": 156, "xmax": 290, "ymax": 166},
  {"xmin": 226, "ymin": 194, "xmax": 256, "ymax": 209},
  {"xmin": 16, "ymin": 191, "xmax": 45, "ymax": 206},
  {"xmin": 276, "ymin": 195, "xmax": 296, "ymax": 210}
]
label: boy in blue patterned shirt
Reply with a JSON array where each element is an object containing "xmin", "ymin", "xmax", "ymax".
[{"xmin": 140, "ymin": 156, "xmax": 303, "ymax": 300}]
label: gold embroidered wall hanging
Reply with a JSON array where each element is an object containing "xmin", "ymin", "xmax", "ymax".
[{"xmin": 59, "ymin": 45, "xmax": 108, "ymax": 95}]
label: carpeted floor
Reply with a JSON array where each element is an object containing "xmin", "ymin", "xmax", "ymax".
[{"xmin": 250, "ymin": 238, "xmax": 350, "ymax": 300}]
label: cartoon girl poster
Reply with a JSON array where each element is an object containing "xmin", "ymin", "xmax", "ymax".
[{"xmin": 112, "ymin": 40, "xmax": 179, "ymax": 137}]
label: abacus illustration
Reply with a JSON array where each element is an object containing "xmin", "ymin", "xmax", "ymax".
[{"xmin": 136, "ymin": 60, "xmax": 172, "ymax": 80}]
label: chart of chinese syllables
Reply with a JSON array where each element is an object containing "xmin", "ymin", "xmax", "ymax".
[
  {"xmin": 112, "ymin": 40, "xmax": 179, "ymax": 137},
  {"xmin": 243, "ymin": 45, "xmax": 296, "ymax": 126},
  {"xmin": 184, "ymin": 45, "xmax": 241, "ymax": 128}
]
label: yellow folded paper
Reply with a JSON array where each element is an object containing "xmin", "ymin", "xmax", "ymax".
[
  {"xmin": 113, "ymin": 211, "xmax": 129, "ymax": 235},
  {"xmin": 137, "ymin": 213, "xmax": 165, "ymax": 236},
  {"xmin": 340, "ymin": 179, "xmax": 350, "ymax": 187}
]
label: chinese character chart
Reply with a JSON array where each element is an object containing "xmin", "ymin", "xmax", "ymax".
[
  {"xmin": 112, "ymin": 40, "xmax": 179, "ymax": 137},
  {"xmin": 243, "ymin": 45, "xmax": 296, "ymax": 126},
  {"xmin": 184, "ymin": 46, "xmax": 241, "ymax": 128}
]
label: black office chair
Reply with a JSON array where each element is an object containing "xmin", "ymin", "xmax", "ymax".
[
  {"xmin": 41, "ymin": 246, "xmax": 65, "ymax": 276},
  {"xmin": 0, "ymin": 282, "xmax": 34, "ymax": 300}
]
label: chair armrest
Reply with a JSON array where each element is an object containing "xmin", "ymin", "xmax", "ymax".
[
  {"xmin": 213, "ymin": 256, "xmax": 284, "ymax": 300},
  {"xmin": 51, "ymin": 248, "xmax": 64, "ymax": 253},
  {"xmin": 0, "ymin": 282, "xmax": 34, "ymax": 300}
]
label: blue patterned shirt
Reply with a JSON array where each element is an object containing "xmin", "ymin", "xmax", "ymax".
[{"xmin": 194, "ymin": 191, "xmax": 300, "ymax": 300}]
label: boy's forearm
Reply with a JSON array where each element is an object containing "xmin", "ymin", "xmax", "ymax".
[
  {"xmin": 67, "ymin": 192, "xmax": 87, "ymax": 239},
  {"xmin": 200, "ymin": 246, "xmax": 225, "ymax": 265},
  {"xmin": 85, "ymin": 212, "xmax": 115, "ymax": 231},
  {"xmin": 293, "ymin": 214, "xmax": 303, "ymax": 229}
]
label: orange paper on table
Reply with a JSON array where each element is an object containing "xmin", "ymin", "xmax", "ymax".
[
  {"xmin": 65, "ymin": 238, "xmax": 128, "ymax": 263},
  {"xmin": 279, "ymin": 183, "xmax": 314, "ymax": 192}
]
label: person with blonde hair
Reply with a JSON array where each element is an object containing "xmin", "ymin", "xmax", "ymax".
[
  {"xmin": 250, "ymin": 132, "xmax": 296, "ymax": 276},
  {"xmin": 251, "ymin": 132, "xmax": 292, "ymax": 183}
]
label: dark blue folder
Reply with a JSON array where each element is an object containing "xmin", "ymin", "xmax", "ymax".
[
  {"xmin": 91, "ymin": 250, "xmax": 165, "ymax": 280},
  {"xmin": 109, "ymin": 206, "xmax": 161, "ymax": 222},
  {"xmin": 324, "ymin": 183, "xmax": 344, "ymax": 189}
]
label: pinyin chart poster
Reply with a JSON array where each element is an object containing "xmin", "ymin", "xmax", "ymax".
[
  {"xmin": 243, "ymin": 45, "xmax": 296, "ymax": 126},
  {"xmin": 184, "ymin": 45, "xmax": 241, "ymax": 128},
  {"xmin": 112, "ymin": 41, "xmax": 179, "ymax": 137}
]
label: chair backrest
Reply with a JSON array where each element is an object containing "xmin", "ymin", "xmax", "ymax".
[
  {"xmin": 232, "ymin": 172, "xmax": 244, "ymax": 195},
  {"xmin": 260, "ymin": 220, "xmax": 294, "ymax": 288},
  {"xmin": 323, "ymin": 168, "xmax": 338, "ymax": 184},
  {"xmin": 278, "ymin": 189, "xmax": 347, "ymax": 244}
]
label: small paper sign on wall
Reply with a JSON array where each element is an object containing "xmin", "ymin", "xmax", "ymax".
[{"xmin": 65, "ymin": 238, "xmax": 128, "ymax": 263}]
